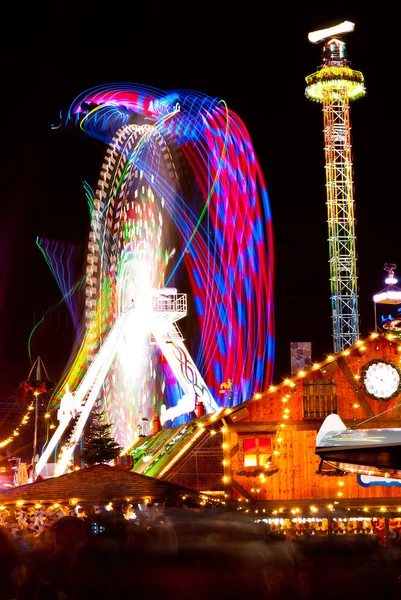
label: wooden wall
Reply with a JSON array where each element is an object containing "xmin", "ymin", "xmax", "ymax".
[{"xmin": 225, "ymin": 334, "xmax": 401, "ymax": 504}]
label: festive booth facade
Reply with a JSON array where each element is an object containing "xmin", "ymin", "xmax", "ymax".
[
  {"xmin": 0, "ymin": 463, "xmax": 217, "ymax": 536},
  {"xmin": 127, "ymin": 332, "xmax": 401, "ymax": 540},
  {"xmin": 226, "ymin": 332, "xmax": 401, "ymax": 506}
]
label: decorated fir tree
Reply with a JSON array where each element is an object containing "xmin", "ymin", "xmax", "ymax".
[{"xmin": 81, "ymin": 409, "xmax": 122, "ymax": 466}]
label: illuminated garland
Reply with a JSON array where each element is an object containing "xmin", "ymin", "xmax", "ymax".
[
  {"xmin": 231, "ymin": 333, "xmax": 401, "ymax": 506},
  {"xmin": 0, "ymin": 403, "xmax": 34, "ymax": 449},
  {"xmin": 236, "ymin": 467, "xmax": 279, "ymax": 478},
  {"xmin": 257, "ymin": 333, "xmax": 401, "ymax": 401}
]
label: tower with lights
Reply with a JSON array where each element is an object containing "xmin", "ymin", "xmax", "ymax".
[{"xmin": 305, "ymin": 21, "xmax": 366, "ymax": 353}]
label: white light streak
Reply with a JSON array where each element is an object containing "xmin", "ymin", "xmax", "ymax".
[{"xmin": 308, "ymin": 21, "xmax": 355, "ymax": 44}]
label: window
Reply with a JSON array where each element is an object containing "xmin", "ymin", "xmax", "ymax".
[
  {"xmin": 243, "ymin": 437, "xmax": 272, "ymax": 467},
  {"xmin": 303, "ymin": 378, "xmax": 337, "ymax": 418}
]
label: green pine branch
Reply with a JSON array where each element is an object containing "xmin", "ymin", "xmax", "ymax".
[{"xmin": 81, "ymin": 409, "xmax": 122, "ymax": 466}]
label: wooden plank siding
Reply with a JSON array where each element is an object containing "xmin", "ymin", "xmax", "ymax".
[
  {"xmin": 302, "ymin": 378, "xmax": 337, "ymax": 418},
  {"xmin": 226, "ymin": 334, "xmax": 401, "ymax": 505}
]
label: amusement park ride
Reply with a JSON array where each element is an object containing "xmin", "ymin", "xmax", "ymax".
[
  {"xmin": 35, "ymin": 288, "xmax": 218, "ymax": 479},
  {"xmin": 306, "ymin": 20, "xmax": 365, "ymax": 353},
  {"xmin": 307, "ymin": 22, "xmax": 401, "ymax": 477},
  {"xmin": 8, "ymin": 21, "xmax": 398, "ymax": 486},
  {"xmin": 316, "ymin": 263, "xmax": 401, "ymax": 477},
  {"xmin": 27, "ymin": 78, "xmax": 274, "ymax": 481}
]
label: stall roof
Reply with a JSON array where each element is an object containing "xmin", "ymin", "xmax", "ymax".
[{"xmin": 0, "ymin": 464, "xmax": 205, "ymax": 506}]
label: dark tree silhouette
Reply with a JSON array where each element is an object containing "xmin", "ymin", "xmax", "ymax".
[{"xmin": 81, "ymin": 410, "xmax": 122, "ymax": 466}]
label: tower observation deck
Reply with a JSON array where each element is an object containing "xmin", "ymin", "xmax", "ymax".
[{"xmin": 305, "ymin": 21, "xmax": 366, "ymax": 353}]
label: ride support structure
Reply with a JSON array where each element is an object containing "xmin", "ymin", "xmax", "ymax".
[
  {"xmin": 305, "ymin": 21, "xmax": 366, "ymax": 353},
  {"xmin": 36, "ymin": 288, "xmax": 218, "ymax": 478}
]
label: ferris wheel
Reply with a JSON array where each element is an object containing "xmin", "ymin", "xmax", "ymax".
[
  {"xmin": 83, "ymin": 122, "xmax": 184, "ymax": 450},
  {"xmin": 40, "ymin": 84, "xmax": 275, "ymax": 474}
]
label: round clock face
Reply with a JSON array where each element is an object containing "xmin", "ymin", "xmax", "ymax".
[{"xmin": 361, "ymin": 360, "xmax": 401, "ymax": 401}]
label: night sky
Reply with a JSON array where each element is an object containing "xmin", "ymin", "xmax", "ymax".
[{"xmin": 0, "ymin": 10, "xmax": 399, "ymax": 445}]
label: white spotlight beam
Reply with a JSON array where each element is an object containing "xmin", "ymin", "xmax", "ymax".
[
  {"xmin": 54, "ymin": 310, "xmax": 131, "ymax": 476},
  {"xmin": 37, "ymin": 308, "xmax": 131, "ymax": 478},
  {"xmin": 34, "ymin": 417, "xmax": 72, "ymax": 479}
]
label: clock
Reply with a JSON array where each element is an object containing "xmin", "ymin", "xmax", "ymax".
[{"xmin": 361, "ymin": 359, "xmax": 401, "ymax": 401}]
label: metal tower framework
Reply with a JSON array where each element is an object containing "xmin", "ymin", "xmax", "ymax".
[{"xmin": 305, "ymin": 22, "xmax": 366, "ymax": 353}]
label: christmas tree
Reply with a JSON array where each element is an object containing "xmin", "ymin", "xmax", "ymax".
[{"xmin": 81, "ymin": 409, "xmax": 122, "ymax": 466}]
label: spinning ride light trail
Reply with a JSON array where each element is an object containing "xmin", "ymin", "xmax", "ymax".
[
  {"xmin": 35, "ymin": 237, "xmax": 84, "ymax": 336},
  {"xmin": 36, "ymin": 306, "xmax": 132, "ymax": 478},
  {"xmin": 50, "ymin": 289, "xmax": 219, "ymax": 477},
  {"xmin": 42, "ymin": 83, "xmax": 274, "ymax": 471}
]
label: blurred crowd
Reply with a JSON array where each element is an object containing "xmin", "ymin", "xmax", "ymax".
[{"xmin": 1, "ymin": 507, "xmax": 401, "ymax": 600}]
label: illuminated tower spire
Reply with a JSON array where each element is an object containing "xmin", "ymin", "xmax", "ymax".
[{"xmin": 305, "ymin": 21, "xmax": 366, "ymax": 353}]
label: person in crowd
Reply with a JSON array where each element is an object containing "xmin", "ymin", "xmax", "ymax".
[
  {"xmin": 2, "ymin": 506, "xmax": 401, "ymax": 600},
  {"xmin": 0, "ymin": 527, "xmax": 27, "ymax": 600}
]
